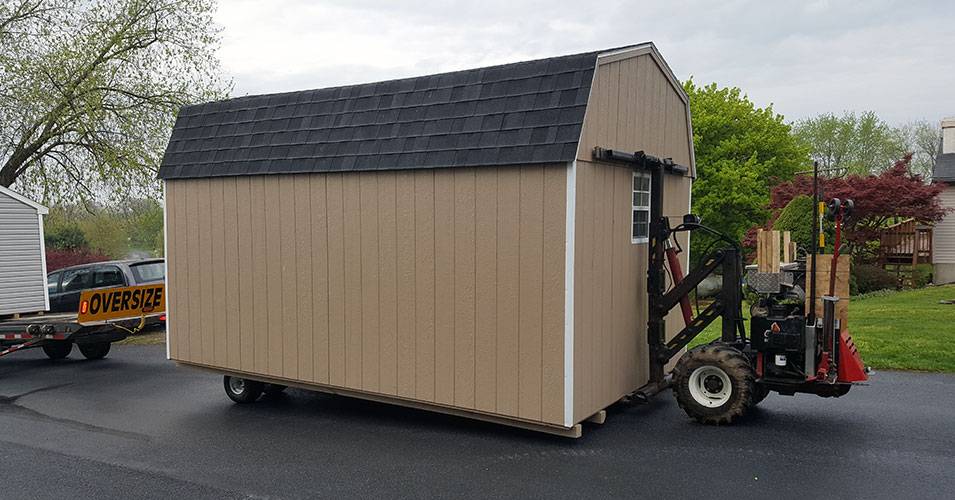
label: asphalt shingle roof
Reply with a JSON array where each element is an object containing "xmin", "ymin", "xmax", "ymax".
[
  {"xmin": 933, "ymin": 153, "xmax": 955, "ymax": 182},
  {"xmin": 157, "ymin": 48, "xmax": 616, "ymax": 179}
]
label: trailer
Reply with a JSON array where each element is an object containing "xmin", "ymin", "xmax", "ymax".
[{"xmin": 0, "ymin": 283, "xmax": 165, "ymax": 360}]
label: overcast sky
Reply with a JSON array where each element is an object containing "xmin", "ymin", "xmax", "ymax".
[{"xmin": 215, "ymin": 0, "xmax": 954, "ymax": 126}]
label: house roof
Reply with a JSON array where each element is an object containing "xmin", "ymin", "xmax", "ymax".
[
  {"xmin": 0, "ymin": 184, "xmax": 48, "ymax": 214},
  {"xmin": 934, "ymin": 153, "xmax": 955, "ymax": 182},
  {"xmin": 158, "ymin": 45, "xmax": 652, "ymax": 180}
]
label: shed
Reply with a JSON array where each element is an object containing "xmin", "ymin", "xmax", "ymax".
[
  {"xmin": 0, "ymin": 185, "xmax": 49, "ymax": 316},
  {"xmin": 159, "ymin": 42, "xmax": 695, "ymax": 436}
]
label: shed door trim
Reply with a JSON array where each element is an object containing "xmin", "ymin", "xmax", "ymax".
[
  {"xmin": 163, "ymin": 181, "xmax": 171, "ymax": 360},
  {"xmin": 563, "ymin": 160, "xmax": 576, "ymax": 426},
  {"xmin": 37, "ymin": 211, "xmax": 50, "ymax": 311}
]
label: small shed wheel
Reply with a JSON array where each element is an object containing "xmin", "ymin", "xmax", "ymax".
[
  {"xmin": 223, "ymin": 376, "xmax": 264, "ymax": 404},
  {"xmin": 672, "ymin": 344, "xmax": 755, "ymax": 425}
]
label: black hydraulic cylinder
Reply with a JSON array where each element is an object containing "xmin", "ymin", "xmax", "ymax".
[{"xmin": 721, "ymin": 247, "xmax": 742, "ymax": 343}]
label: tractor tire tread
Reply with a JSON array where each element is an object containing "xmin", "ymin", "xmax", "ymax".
[{"xmin": 672, "ymin": 344, "xmax": 755, "ymax": 425}]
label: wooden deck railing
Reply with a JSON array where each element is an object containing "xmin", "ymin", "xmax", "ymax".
[{"xmin": 878, "ymin": 219, "xmax": 933, "ymax": 266}]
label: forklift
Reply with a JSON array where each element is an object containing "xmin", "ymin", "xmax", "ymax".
[{"xmin": 593, "ymin": 148, "xmax": 869, "ymax": 424}]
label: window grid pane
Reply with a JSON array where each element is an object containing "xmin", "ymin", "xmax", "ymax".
[{"xmin": 632, "ymin": 172, "xmax": 651, "ymax": 242}]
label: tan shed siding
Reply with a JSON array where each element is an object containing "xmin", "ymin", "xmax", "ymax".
[
  {"xmin": 164, "ymin": 163, "xmax": 568, "ymax": 426},
  {"xmin": 934, "ymin": 186, "xmax": 955, "ymax": 263},
  {"xmin": 571, "ymin": 50, "xmax": 694, "ymax": 422},
  {"xmin": 577, "ymin": 53, "xmax": 693, "ymax": 168}
]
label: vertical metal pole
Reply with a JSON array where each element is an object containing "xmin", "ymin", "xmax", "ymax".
[
  {"xmin": 646, "ymin": 158, "xmax": 666, "ymax": 384},
  {"xmin": 808, "ymin": 161, "xmax": 819, "ymax": 325}
]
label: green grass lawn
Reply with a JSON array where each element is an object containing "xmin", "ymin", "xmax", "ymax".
[
  {"xmin": 115, "ymin": 326, "xmax": 166, "ymax": 345},
  {"xmin": 689, "ymin": 285, "xmax": 955, "ymax": 372}
]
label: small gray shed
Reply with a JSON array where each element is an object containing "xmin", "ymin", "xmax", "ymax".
[{"xmin": 0, "ymin": 185, "xmax": 49, "ymax": 316}]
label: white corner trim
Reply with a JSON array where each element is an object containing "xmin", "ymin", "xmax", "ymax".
[
  {"xmin": 38, "ymin": 212, "xmax": 49, "ymax": 311},
  {"xmin": 563, "ymin": 160, "xmax": 577, "ymax": 427},
  {"xmin": 0, "ymin": 184, "xmax": 48, "ymax": 214},
  {"xmin": 163, "ymin": 181, "xmax": 171, "ymax": 360}
]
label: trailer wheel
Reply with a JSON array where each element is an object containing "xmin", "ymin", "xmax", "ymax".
[
  {"xmin": 78, "ymin": 342, "xmax": 111, "ymax": 360},
  {"xmin": 223, "ymin": 376, "xmax": 264, "ymax": 404},
  {"xmin": 42, "ymin": 341, "xmax": 72, "ymax": 360},
  {"xmin": 672, "ymin": 344, "xmax": 755, "ymax": 425},
  {"xmin": 263, "ymin": 384, "xmax": 287, "ymax": 396}
]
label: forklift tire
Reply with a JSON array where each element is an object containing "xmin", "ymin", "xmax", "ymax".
[
  {"xmin": 224, "ymin": 376, "xmax": 264, "ymax": 404},
  {"xmin": 42, "ymin": 341, "xmax": 72, "ymax": 360},
  {"xmin": 78, "ymin": 342, "xmax": 111, "ymax": 360},
  {"xmin": 672, "ymin": 344, "xmax": 755, "ymax": 425},
  {"xmin": 263, "ymin": 384, "xmax": 287, "ymax": 396}
]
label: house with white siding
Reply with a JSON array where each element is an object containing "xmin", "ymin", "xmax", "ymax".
[
  {"xmin": 0, "ymin": 185, "xmax": 49, "ymax": 316},
  {"xmin": 932, "ymin": 117, "xmax": 955, "ymax": 284}
]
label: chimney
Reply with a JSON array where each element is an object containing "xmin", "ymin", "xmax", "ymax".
[{"xmin": 944, "ymin": 117, "xmax": 955, "ymax": 154}]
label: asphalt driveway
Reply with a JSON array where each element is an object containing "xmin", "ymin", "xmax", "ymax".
[{"xmin": 1, "ymin": 344, "xmax": 953, "ymax": 499}]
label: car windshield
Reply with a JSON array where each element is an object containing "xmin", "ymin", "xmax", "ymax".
[{"xmin": 130, "ymin": 262, "xmax": 165, "ymax": 283}]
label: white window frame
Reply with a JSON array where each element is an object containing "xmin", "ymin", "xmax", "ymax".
[{"xmin": 632, "ymin": 171, "xmax": 651, "ymax": 244}]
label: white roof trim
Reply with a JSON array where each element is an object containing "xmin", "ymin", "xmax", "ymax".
[{"xmin": 0, "ymin": 184, "xmax": 48, "ymax": 214}]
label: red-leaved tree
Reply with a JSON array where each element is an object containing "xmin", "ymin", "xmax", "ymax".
[{"xmin": 761, "ymin": 154, "xmax": 948, "ymax": 261}]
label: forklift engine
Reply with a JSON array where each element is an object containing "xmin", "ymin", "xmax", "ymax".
[
  {"xmin": 748, "ymin": 271, "xmax": 809, "ymax": 383},
  {"xmin": 593, "ymin": 147, "xmax": 870, "ymax": 425}
]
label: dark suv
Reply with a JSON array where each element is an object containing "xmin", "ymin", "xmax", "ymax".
[{"xmin": 46, "ymin": 259, "xmax": 166, "ymax": 314}]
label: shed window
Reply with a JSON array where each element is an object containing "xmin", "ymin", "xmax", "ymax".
[{"xmin": 632, "ymin": 172, "xmax": 651, "ymax": 243}]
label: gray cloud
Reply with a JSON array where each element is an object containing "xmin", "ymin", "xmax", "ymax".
[{"xmin": 216, "ymin": 0, "xmax": 955, "ymax": 125}]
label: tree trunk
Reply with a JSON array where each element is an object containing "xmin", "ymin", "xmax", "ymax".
[{"xmin": 0, "ymin": 160, "xmax": 19, "ymax": 188}]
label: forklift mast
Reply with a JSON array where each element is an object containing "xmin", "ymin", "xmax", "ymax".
[
  {"xmin": 592, "ymin": 147, "xmax": 746, "ymax": 398},
  {"xmin": 593, "ymin": 147, "xmax": 867, "ymax": 424}
]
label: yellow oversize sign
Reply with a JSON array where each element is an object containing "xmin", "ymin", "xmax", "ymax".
[{"xmin": 78, "ymin": 284, "xmax": 165, "ymax": 324}]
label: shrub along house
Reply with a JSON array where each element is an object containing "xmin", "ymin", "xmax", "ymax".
[
  {"xmin": 0, "ymin": 185, "xmax": 49, "ymax": 317},
  {"xmin": 159, "ymin": 42, "xmax": 695, "ymax": 436}
]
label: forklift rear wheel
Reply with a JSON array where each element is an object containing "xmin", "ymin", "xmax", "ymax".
[
  {"xmin": 224, "ymin": 376, "xmax": 264, "ymax": 404},
  {"xmin": 42, "ymin": 341, "xmax": 72, "ymax": 360},
  {"xmin": 263, "ymin": 384, "xmax": 287, "ymax": 396},
  {"xmin": 672, "ymin": 344, "xmax": 755, "ymax": 425},
  {"xmin": 78, "ymin": 342, "xmax": 111, "ymax": 360}
]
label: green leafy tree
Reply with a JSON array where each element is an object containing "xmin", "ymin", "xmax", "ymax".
[
  {"xmin": 793, "ymin": 111, "xmax": 905, "ymax": 176},
  {"xmin": 45, "ymin": 198, "xmax": 165, "ymax": 259},
  {"xmin": 684, "ymin": 80, "xmax": 810, "ymax": 258},
  {"xmin": 123, "ymin": 197, "xmax": 165, "ymax": 256},
  {"xmin": 0, "ymin": 0, "xmax": 228, "ymax": 203},
  {"xmin": 771, "ymin": 195, "xmax": 820, "ymax": 253},
  {"xmin": 45, "ymin": 220, "xmax": 88, "ymax": 250},
  {"xmin": 894, "ymin": 120, "xmax": 942, "ymax": 178}
]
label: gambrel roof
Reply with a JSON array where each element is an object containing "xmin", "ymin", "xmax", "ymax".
[{"xmin": 158, "ymin": 46, "xmax": 654, "ymax": 179}]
